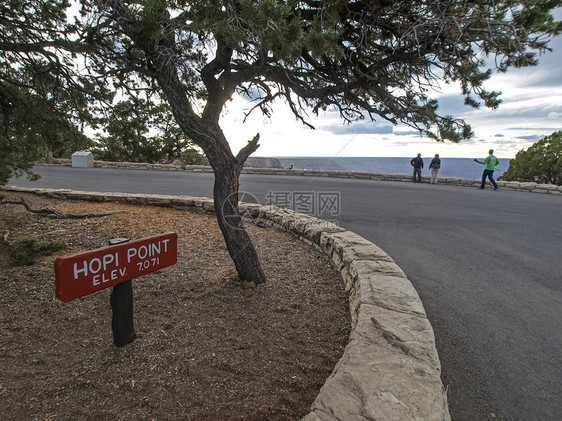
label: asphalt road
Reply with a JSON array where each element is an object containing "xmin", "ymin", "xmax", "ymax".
[{"xmin": 8, "ymin": 166, "xmax": 562, "ymax": 421}]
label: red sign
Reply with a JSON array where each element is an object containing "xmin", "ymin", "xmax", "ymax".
[{"xmin": 55, "ymin": 232, "xmax": 178, "ymax": 302}]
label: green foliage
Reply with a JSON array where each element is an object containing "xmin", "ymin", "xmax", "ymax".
[
  {"xmin": 92, "ymin": 98, "xmax": 159, "ymax": 163},
  {"xmin": 0, "ymin": 0, "xmax": 110, "ymax": 185},
  {"xmin": 0, "ymin": 67, "xmax": 95, "ymax": 184},
  {"xmin": 7, "ymin": 239, "xmax": 67, "ymax": 266},
  {"xmin": 179, "ymin": 148, "xmax": 209, "ymax": 166},
  {"xmin": 92, "ymin": 97, "xmax": 206, "ymax": 164},
  {"xmin": 501, "ymin": 131, "xmax": 562, "ymax": 185},
  {"xmin": 117, "ymin": 0, "xmax": 561, "ymax": 144}
]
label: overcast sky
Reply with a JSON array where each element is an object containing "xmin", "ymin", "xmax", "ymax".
[{"xmin": 221, "ymin": 31, "xmax": 562, "ymax": 159}]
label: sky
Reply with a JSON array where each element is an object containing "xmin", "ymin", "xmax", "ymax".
[{"xmin": 221, "ymin": 30, "xmax": 562, "ymax": 159}]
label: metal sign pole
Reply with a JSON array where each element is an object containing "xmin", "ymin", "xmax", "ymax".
[{"xmin": 108, "ymin": 238, "xmax": 135, "ymax": 347}]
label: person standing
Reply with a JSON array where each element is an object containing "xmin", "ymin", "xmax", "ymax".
[
  {"xmin": 410, "ymin": 153, "xmax": 424, "ymax": 182},
  {"xmin": 429, "ymin": 154, "xmax": 441, "ymax": 184},
  {"xmin": 474, "ymin": 149, "xmax": 499, "ymax": 190}
]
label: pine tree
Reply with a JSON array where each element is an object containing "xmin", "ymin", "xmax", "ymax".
[
  {"xmin": 502, "ymin": 131, "xmax": 562, "ymax": 185},
  {"xmin": 3, "ymin": 0, "xmax": 561, "ymax": 282}
]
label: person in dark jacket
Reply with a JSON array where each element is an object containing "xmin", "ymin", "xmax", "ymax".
[
  {"xmin": 429, "ymin": 154, "xmax": 441, "ymax": 184},
  {"xmin": 410, "ymin": 153, "xmax": 424, "ymax": 182}
]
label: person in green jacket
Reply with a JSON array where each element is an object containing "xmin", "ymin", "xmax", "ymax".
[{"xmin": 474, "ymin": 149, "xmax": 499, "ymax": 190}]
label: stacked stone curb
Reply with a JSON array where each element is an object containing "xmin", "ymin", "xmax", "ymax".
[
  {"xmin": 39, "ymin": 159, "xmax": 562, "ymax": 195},
  {"xmin": 2, "ymin": 186, "xmax": 450, "ymax": 420}
]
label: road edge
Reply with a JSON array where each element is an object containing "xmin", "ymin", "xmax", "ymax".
[
  {"xmin": 1, "ymin": 186, "xmax": 450, "ymax": 421},
  {"xmin": 38, "ymin": 159, "xmax": 562, "ymax": 195}
]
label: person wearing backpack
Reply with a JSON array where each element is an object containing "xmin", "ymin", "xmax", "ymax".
[
  {"xmin": 474, "ymin": 149, "xmax": 500, "ymax": 190},
  {"xmin": 429, "ymin": 154, "xmax": 441, "ymax": 184}
]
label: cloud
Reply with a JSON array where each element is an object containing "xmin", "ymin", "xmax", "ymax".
[
  {"xmin": 514, "ymin": 37, "xmax": 562, "ymax": 88},
  {"xmin": 434, "ymin": 94, "xmax": 471, "ymax": 116},
  {"xmin": 506, "ymin": 127, "xmax": 556, "ymax": 131},
  {"xmin": 238, "ymin": 86, "xmax": 265, "ymax": 101},
  {"xmin": 394, "ymin": 130, "xmax": 425, "ymax": 136},
  {"xmin": 514, "ymin": 134, "xmax": 546, "ymax": 141},
  {"xmin": 321, "ymin": 122, "xmax": 394, "ymax": 135}
]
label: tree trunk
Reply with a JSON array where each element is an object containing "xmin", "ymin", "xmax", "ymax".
[
  {"xmin": 212, "ymin": 157, "xmax": 267, "ymax": 284},
  {"xmin": 156, "ymin": 102, "xmax": 267, "ymax": 285},
  {"xmin": 109, "ymin": 0, "xmax": 268, "ymax": 284},
  {"xmin": 45, "ymin": 148, "xmax": 53, "ymax": 164}
]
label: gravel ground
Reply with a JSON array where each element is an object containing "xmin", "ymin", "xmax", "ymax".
[{"xmin": 0, "ymin": 191, "xmax": 350, "ymax": 421}]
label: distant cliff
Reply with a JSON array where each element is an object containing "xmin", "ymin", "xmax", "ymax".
[
  {"xmin": 245, "ymin": 157, "xmax": 283, "ymax": 168},
  {"xmin": 248, "ymin": 157, "xmax": 345, "ymax": 170},
  {"xmin": 277, "ymin": 158, "xmax": 344, "ymax": 171}
]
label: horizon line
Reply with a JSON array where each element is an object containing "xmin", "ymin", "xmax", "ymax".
[{"xmin": 252, "ymin": 155, "xmax": 515, "ymax": 160}]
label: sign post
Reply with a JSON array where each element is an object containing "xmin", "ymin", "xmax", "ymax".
[
  {"xmin": 54, "ymin": 232, "xmax": 178, "ymax": 346},
  {"xmin": 110, "ymin": 279, "xmax": 135, "ymax": 347},
  {"xmin": 108, "ymin": 238, "xmax": 135, "ymax": 347}
]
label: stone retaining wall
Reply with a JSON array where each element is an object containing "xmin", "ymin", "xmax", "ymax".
[
  {"xmin": 2, "ymin": 186, "xmax": 450, "ymax": 421},
  {"xmin": 39, "ymin": 158, "xmax": 562, "ymax": 195}
]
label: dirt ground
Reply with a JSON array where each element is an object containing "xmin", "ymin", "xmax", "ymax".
[{"xmin": 0, "ymin": 192, "xmax": 350, "ymax": 421}]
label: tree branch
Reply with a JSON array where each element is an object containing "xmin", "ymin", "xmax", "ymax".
[
  {"xmin": 235, "ymin": 134, "xmax": 260, "ymax": 173},
  {"xmin": 1, "ymin": 198, "xmax": 124, "ymax": 219}
]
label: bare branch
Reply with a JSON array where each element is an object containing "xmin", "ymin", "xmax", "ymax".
[
  {"xmin": 235, "ymin": 134, "xmax": 261, "ymax": 172},
  {"xmin": 1, "ymin": 198, "xmax": 124, "ymax": 219}
]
